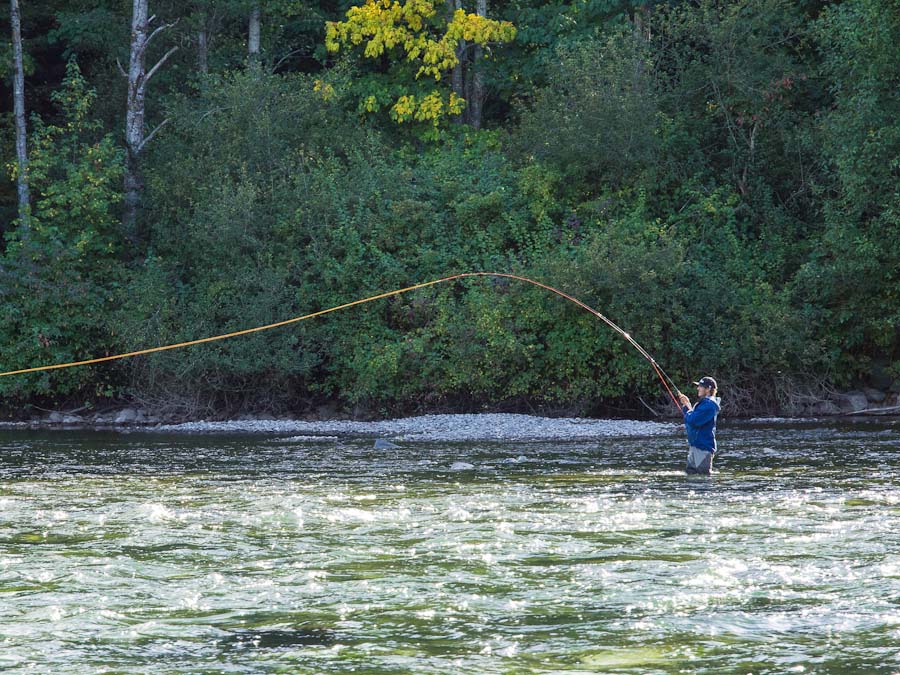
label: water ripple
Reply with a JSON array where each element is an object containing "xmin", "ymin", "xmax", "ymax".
[{"xmin": 1, "ymin": 421, "xmax": 899, "ymax": 673}]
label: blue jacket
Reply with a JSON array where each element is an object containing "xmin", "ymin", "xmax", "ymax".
[{"xmin": 682, "ymin": 396, "xmax": 720, "ymax": 452}]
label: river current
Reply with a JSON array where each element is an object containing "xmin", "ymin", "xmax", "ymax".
[{"xmin": 1, "ymin": 420, "xmax": 899, "ymax": 674}]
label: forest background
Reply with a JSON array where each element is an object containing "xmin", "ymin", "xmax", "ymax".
[{"xmin": 0, "ymin": 0, "xmax": 898, "ymax": 419}]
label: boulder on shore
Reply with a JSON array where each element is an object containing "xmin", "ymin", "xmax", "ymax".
[
  {"xmin": 837, "ymin": 391, "xmax": 869, "ymax": 414},
  {"xmin": 811, "ymin": 400, "xmax": 841, "ymax": 415},
  {"xmin": 864, "ymin": 387, "xmax": 886, "ymax": 404},
  {"xmin": 115, "ymin": 408, "xmax": 138, "ymax": 424}
]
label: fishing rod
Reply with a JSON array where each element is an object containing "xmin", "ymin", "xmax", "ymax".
[{"xmin": 0, "ymin": 272, "xmax": 684, "ymax": 411}]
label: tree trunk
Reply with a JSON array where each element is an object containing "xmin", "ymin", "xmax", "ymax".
[
  {"xmin": 633, "ymin": 3, "xmax": 650, "ymax": 41},
  {"xmin": 198, "ymin": 9, "xmax": 222, "ymax": 75},
  {"xmin": 198, "ymin": 24, "xmax": 209, "ymax": 74},
  {"xmin": 10, "ymin": 0, "xmax": 30, "ymax": 228},
  {"xmin": 124, "ymin": 0, "xmax": 150, "ymax": 238},
  {"xmin": 248, "ymin": 4, "xmax": 260, "ymax": 61},
  {"xmin": 124, "ymin": 0, "xmax": 177, "ymax": 241},
  {"xmin": 468, "ymin": 0, "xmax": 487, "ymax": 130},
  {"xmin": 448, "ymin": 0, "xmax": 465, "ymax": 124}
]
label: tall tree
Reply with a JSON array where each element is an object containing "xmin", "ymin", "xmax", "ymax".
[
  {"xmin": 468, "ymin": 0, "xmax": 487, "ymax": 129},
  {"xmin": 123, "ymin": 0, "xmax": 177, "ymax": 240},
  {"xmin": 197, "ymin": 10, "xmax": 210, "ymax": 73},
  {"xmin": 10, "ymin": 0, "xmax": 30, "ymax": 227},
  {"xmin": 326, "ymin": 0, "xmax": 515, "ymax": 138},
  {"xmin": 248, "ymin": 2, "xmax": 261, "ymax": 62}
]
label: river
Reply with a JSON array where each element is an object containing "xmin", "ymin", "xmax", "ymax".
[{"xmin": 1, "ymin": 420, "xmax": 899, "ymax": 673}]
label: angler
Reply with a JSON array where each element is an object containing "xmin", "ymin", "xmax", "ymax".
[{"xmin": 679, "ymin": 376, "xmax": 721, "ymax": 475}]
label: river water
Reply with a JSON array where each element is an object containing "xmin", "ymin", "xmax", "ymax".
[{"xmin": 1, "ymin": 420, "xmax": 899, "ymax": 674}]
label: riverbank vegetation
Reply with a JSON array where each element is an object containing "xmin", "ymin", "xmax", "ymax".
[{"xmin": 1, "ymin": 0, "xmax": 898, "ymax": 418}]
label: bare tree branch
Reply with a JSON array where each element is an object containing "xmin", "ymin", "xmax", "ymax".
[
  {"xmin": 197, "ymin": 106, "xmax": 225, "ymax": 123},
  {"xmin": 637, "ymin": 396, "xmax": 661, "ymax": 417},
  {"xmin": 138, "ymin": 117, "xmax": 171, "ymax": 152},
  {"xmin": 272, "ymin": 48, "xmax": 307, "ymax": 72},
  {"xmin": 147, "ymin": 17, "xmax": 179, "ymax": 49},
  {"xmin": 145, "ymin": 45, "xmax": 179, "ymax": 84}
]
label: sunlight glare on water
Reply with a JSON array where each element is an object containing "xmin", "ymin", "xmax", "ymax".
[{"xmin": 1, "ymin": 421, "xmax": 900, "ymax": 673}]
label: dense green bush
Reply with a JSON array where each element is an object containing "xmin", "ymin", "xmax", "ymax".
[
  {"xmin": 0, "ymin": 61, "xmax": 124, "ymax": 404},
  {"xmin": 512, "ymin": 28, "xmax": 660, "ymax": 191},
  {"xmin": 791, "ymin": 0, "xmax": 900, "ymax": 384}
]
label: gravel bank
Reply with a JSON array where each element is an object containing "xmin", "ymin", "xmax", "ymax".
[{"xmin": 153, "ymin": 413, "xmax": 677, "ymax": 441}]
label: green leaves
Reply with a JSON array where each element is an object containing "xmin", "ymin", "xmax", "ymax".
[
  {"xmin": 0, "ymin": 61, "xmax": 125, "ymax": 401},
  {"xmin": 511, "ymin": 27, "xmax": 660, "ymax": 190},
  {"xmin": 791, "ymin": 0, "xmax": 900, "ymax": 382}
]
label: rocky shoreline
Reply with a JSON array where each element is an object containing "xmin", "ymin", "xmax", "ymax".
[
  {"xmin": 1, "ymin": 386, "xmax": 897, "ymax": 439},
  {"xmin": 785, "ymin": 387, "xmax": 900, "ymax": 416},
  {"xmin": 0, "ymin": 412, "xmax": 679, "ymax": 441},
  {"xmin": 154, "ymin": 413, "xmax": 681, "ymax": 441}
]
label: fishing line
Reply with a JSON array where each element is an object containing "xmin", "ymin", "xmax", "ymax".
[{"xmin": 0, "ymin": 272, "xmax": 683, "ymax": 410}]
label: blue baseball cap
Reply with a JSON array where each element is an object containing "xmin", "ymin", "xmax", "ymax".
[{"xmin": 692, "ymin": 376, "xmax": 717, "ymax": 390}]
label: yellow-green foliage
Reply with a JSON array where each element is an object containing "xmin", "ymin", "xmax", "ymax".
[
  {"xmin": 326, "ymin": 0, "xmax": 515, "ymax": 132},
  {"xmin": 391, "ymin": 91, "xmax": 465, "ymax": 123}
]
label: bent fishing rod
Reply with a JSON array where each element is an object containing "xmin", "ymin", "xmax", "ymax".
[{"xmin": 0, "ymin": 272, "xmax": 684, "ymax": 410}]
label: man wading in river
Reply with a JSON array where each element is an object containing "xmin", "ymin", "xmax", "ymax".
[{"xmin": 678, "ymin": 376, "xmax": 720, "ymax": 475}]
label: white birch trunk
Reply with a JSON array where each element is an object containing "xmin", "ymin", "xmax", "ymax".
[
  {"xmin": 198, "ymin": 25, "xmax": 209, "ymax": 74},
  {"xmin": 123, "ymin": 0, "xmax": 177, "ymax": 239},
  {"xmin": 248, "ymin": 4, "xmax": 261, "ymax": 61},
  {"xmin": 10, "ymin": 0, "xmax": 30, "ymax": 227}
]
